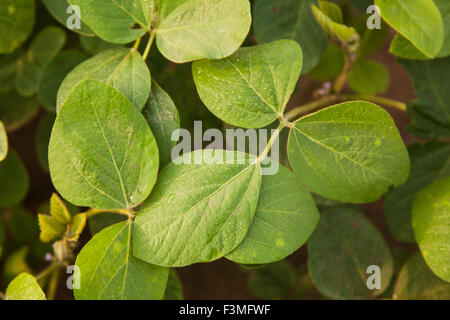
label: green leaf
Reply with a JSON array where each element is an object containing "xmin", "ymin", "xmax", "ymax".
[
  {"xmin": 6, "ymin": 273, "xmax": 46, "ymax": 300},
  {"xmin": 38, "ymin": 50, "xmax": 88, "ymax": 112},
  {"xmin": 393, "ymin": 253, "xmax": 450, "ymax": 300},
  {"xmin": 193, "ymin": 40, "xmax": 303, "ymax": 129},
  {"xmin": 133, "ymin": 149, "xmax": 262, "ymax": 267},
  {"xmin": 50, "ymin": 193, "xmax": 72, "ymax": 224},
  {"xmin": 50, "ymin": 80, "xmax": 159, "ymax": 210},
  {"xmin": 68, "ymin": 0, "xmax": 153, "ymax": 43},
  {"xmin": 347, "ymin": 0, "xmax": 372, "ymax": 11},
  {"xmin": 312, "ymin": 1, "xmax": 358, "ymax": 43},
  {"xmin": 42, "ymin": 0, "xmax": 94, "ymax": 36},
  {"xmin": 156, "ymin": 0, "xmax": 251, "ymax": 63},
  {"xmin": 384, "ymin": 142, "xmax": 450, "ymax": 243},
  {"xmin": 253, "ymin": 0, "xmax": 329, "ymax": 73},
  {"xmin": 35, "ymin": 113, "xmax": 56, "ymax": 172},
  {"xmin": 0, "ymin": 0, "xmax": 35, "ymax": 54},
  {"xmin": 3, "ymin": 246, "xmax": 31, "ymax": 283},
  {"xmin": 15, "ymin": 26, "xmax": 67, "ymax": 97},
  {"xmin": 38, "ymin": 214, "xmax": 66, "ymax": 243},
  {"xmin": 226, "ymin": 163, "xmax": 319, "ymax": 264},
  {"xmin": 308, "ymin": 205, "xmax": 394, "ymax": 299},
  {"xmin": 88, "ymin": 212, "xmax": 127, "ymax": 235},
  {"xmin": 79, "ymin": 35, "xmax": 121, "ymax": 55},
  {"xmin": 0, "ymin": 50, "xmax": 21, "ymax": 93},
  {"xmin": 375, "ymin": 0, "xmax": 444, "ymax": 58},
  {"xmin": 142, "ymin": 81, "xmax": 180, "ymax": 166},
  {"xmin": 163, "ymin": 270, "xmax": 183, "ymax": 300},
  {"xmin": 248, "ymin": 260, "xmax": 296, "ymax": 299},
  {"xmin": 0, "ymin": 120, "xmax": 7, "ymax": 161},
  {"xmin": 67, "ymin": 213, "xmax": 87, "ymax": 241},
  {"xmin": 412, "ymin": 176, "xmax": 450, "ymax": 282},
  {"xmin": 389, "ymin": 0, "xmax": 450, "ymax": 59},
  {"xmin": 348, "ymin": 59, "xmax": 390, "ymax": 94},
  {"xmin": 358, "ymin": 22, "xmax": 389, "ymax": 59},
  {"xmin": 399, "ymin": 57, "xmax": 450, "ymax": 139},
  {"xmin": 0, "ymin": 150, "xmax": 29, "ymax": 209},
  {"xmin": 74, "ymin": 221, "xmax": 169, "ymax": 300},
  {"xmin": 307, "ymin": 43, "xmax": 344, "ymax": 81},
  {"xmin": 0, "ymin": 91, "xmax": 39, "ymax": 132},
  {"xmin": 4, "ymin": 208, "xmax": 38, "ymax": 243},
  {"xmin": 57, "ymin": 48, "xmax": 151, "ymax": 112},
  {"xmin": 287, "ymin": 101, "xmax": 410, "ymax": 203}
]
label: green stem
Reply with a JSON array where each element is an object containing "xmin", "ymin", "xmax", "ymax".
[
  {"xmin": 284, "ymin": 95, "xmax": 340, "ymax": 121},
  {"xmin": 333, "ymin": 54, "xmax": 351, "ymax": 94},
  {"xmin": 84, "ymin": 208, "xmax": 132, "ymax": 218},
  {"xmin": 257, "ymin": 121, "xmax": 285, "ymax": 163},
  {"xmin": 35, "ymin": 262, "xmax": 59, "ymax": 281},
  {"xmin": 133, "ymin": 36, "xmax": 142, "ymax": 51},
  {"xmin": 143, "ymin": 31, "xmax": 156, "ymax": 60},
  {"xmin": 47, "ymin": 267, "xmax": 61, "ymax": 300},
  {"xmin": 343, "ymin": 94, "xmax": 407, "ymax": 112}
]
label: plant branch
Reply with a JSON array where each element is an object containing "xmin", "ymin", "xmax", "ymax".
[
  {"xmin": 284, "ymin": 95, "xmax": 340, "ymax": 121},
  {"xmin": 142, "ymin": 31, "xmax": 156, "ymax": 60},
  {"xmin": 35, "ymin": 262, "xmax": 59, "ymax": 281},
  {"xmin": 84, "ymin": 208, "xmax": 132, "ymax": 218},
  {"xmin": 256, "ymin": 121, "xmax": 285, "ymax": 163},
  {"xmin": 47, "ymin": 267, "xmax": 61, "ymax": 300},
  {"xmin": 342, "ymin": 94, "xmax": 407, "ymax": 112},
  {"xmin": 133, "ymin": 36, "xmax": 142, "ymax": 51}
]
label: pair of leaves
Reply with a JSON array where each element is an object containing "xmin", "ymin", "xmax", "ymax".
[
  {"xmin": 0, "ymin": 0, "xmax": 35, "ymax": 54},
  {"xmin": 399, "ymin": 57, "xmax": 450, "ymax": 139},
  {"xmin": 56, "ymin": 48, "xmax": 150, "ymax": 112},
  {"xmin": 68, "ymin": 0, "xmax": 251, "ymax": 64},
  {"xmin": 49, "ymin": 80, "xmax": 159, "ymax": 210},
  {"xmin": 412, "ymin": 176, "xmax": 450, "ymax": 282},
  {"xmin": 38, "ymin": 194, "xmax": 86, "ymax": 243},
  {"xmin": 308, "ymin": 206, "xmax": 394, "ymax": 299},
  {"xmin": 384, "ymin": 142, "xmax": 450, "ymax": 242},
  {"xmin": 253, "ymin": 0, "xmax": 329, "ymax": 74},
  {"xmin": 5, "ymin": 273, "xmax": 46, "ymax": 300},
  {"xmin": 389, "ymin": 0, "xmax": 450, "ymax": 59},
  {"xmin": 375, "ymin": 0, "xmax": 444, "ymax": 59}
]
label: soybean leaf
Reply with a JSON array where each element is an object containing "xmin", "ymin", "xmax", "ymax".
[
  {"xmin": 36, "ymin": 113, "xmax": 56, "ymax": 172},
  {"xmin": 0, "ymin": 121, "xmax": 7, "ymax": 162},
  {"xmin": 79, "ymin": 35, "xmax": 121, "ymax": 55},
  {"xmin": 163, "ymin": 270, "xmax": 183, "ymax": 300},
  {"xmin": 133, "ymin": 149, "xmax": 262, "ymax": 267},
  {"xmin": 399, "ymin": 57, "xmax": 450, "ymax": 139},
  {"xmin": 3, "ymin": 246, "xmax": 31, "ymax": 283},
  {"xmin": 375, "ymin": 0, "xmax": 444, "ymax": 58},
  {"xmin": 42, "ymin": 0, "xmax": 94, "ymax": 36},
  {"xmin": 412, "ymin": 177, "xmax": 450, "ymax": 282},
  {"xmin": 0, "ymin": 150, "xmax": 29, "ymax": 209},
  {"xmin": 0, "ymin": 0, "xmax": 35, "ymax": 54},
  {"xmin": 248, "ymin": 260, "xmax": 296, "ymax": 299},
  {"xmin": 0, "ymin": 50, "xmax": 21, "ymax": 93},
  {"xmin": 287, "ymin": 101, "xmax": 410, "ymax": 203},
  {"xmin": 357, "ymin": 22, "xmax": 389, "ymax": 59},
  {"xmin": 393, "ymin": 253, "xmax": 450, "ymax": 300},
  {"xmin": 6, "ymin": 273, "xmax": 46, "ymax": 300},
  {"xmin": 193, "ymin": 40, "xmax": 303, "ymax": 129},
  {"xmin": 4, "ymin": 208, "xmax": 38, "ymax": 243},
  {"xmin": 68, "ymin": 0, "xmax": 153, "ymax": 43},
  {"xmin": 307, "ymin": 43, "xmax": 344, "ymax": 81},
  {"xmin": 142, "ymin": 81, "xmax": 180, "ymax": 166},
  {"xmin": 389, "ymin": 0, "xmax": 450, "ymax": 59},
  {"xmin": 311, "ymin": 0, "xmax": 358, "ymax": 43},
  {"xmin": 50, "ymin": 193, "xmax": 72, "ymax": 224},
  {"xmin": 226, "ymin": 163, "xmax": 319, "ymax": 264},
  {"xmin": 38, "ymin": 50, "xmax": 88, "ymax": 112},
  {"xmin": 15, "ymin": 26, "xmax": 67, "ymax": 97},
  {"xmin": 57, "ymin": 48, "xmax": 151, "ymax": 112},
  {"xmin": 49, "ymin": 80, "xmax": 159, "ymax": 210},
  {"xmin": 0, "ymin": 91, "xmax": 39, "ymax": 132},
  {"xmin": 156, "ymin": 0, "xmax": 251, "ymax": 63},
  {"xmin": 384, "ymin": 142, "xmax": 450, "ymax": 243},
  {"xmin": 348, "ymin": 60, "xmax": 390, "ymax": 94},
  {"xmin": 253, "ymin": 0, "xmax": 329, "ymax": 73},
  {"xmin": 66, "ymin": 213, "xmax": 87, "ymax": 242},
  {"xmin": 38, "ymin": 214, "xmax": 66, "ymax": 243},
  {"xmin": 88, "ymin": 212, "xmax": 127, "ymax": 235},
  {"xmin": 308, "ymin": 206, "xmax": 394, "ymax": 299},
  {"xmin": 74, "ymin": 221, "xmax": 168, "ymax": 300},
  {"xmin": 347, "ymin": 0, "xmax": 372, "ymax": 11}
]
